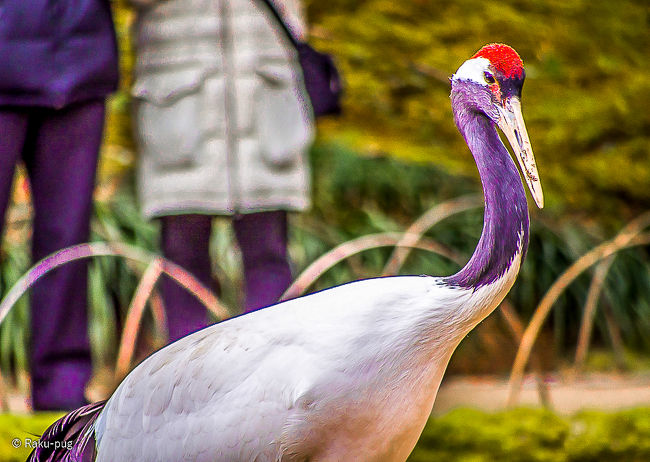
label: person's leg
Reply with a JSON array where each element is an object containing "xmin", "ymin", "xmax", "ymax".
[
  {"xmin": 160, "ymin": 214, "xmax": 214, "ymax": 341},
  {"xmin": 233, "ymin": 211, "xmax": 292, "ymax": 312},
  {"xmin": 0, "ymin": 109, "xmax": 28, "ymax": 229},
  {"xmin": 23, "ymin": 100, "xmax": 105, "ymax": 411}
]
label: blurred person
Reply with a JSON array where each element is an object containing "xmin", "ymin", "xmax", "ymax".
[
  {"xmin": 0, "ymin": 1, "xmax": 118, "ymax": 410},
  {"xmin": 129, "ymin": 0, "xmax": 314, "ymax": 341}
]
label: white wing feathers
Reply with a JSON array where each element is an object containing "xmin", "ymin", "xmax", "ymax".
[{"xmin": 94, "ymin": 276, "xmax": 453, "ymax": 461}]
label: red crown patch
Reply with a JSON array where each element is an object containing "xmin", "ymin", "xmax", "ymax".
[{"xmin": 472, "ymin": 43, "xmax": 524, "ymax": 79}]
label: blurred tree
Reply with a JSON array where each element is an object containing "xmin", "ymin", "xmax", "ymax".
[{"xmin": 304, "ymin": 0, "xmax": 650, "ymax": 227}]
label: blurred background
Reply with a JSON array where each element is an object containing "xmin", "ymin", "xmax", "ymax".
[{"xmin": 0, "ymin": 0, "xmax": 649, "ymax": 460}]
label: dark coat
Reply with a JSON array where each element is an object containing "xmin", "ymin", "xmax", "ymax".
[{"xmin": 0, "ymin": 0, "xmax": 119, "ymax": 108}]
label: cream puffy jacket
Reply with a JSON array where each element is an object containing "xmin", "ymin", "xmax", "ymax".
[{"xmin": 131, "ymin": 0, "xmax": 313, "ymax": 217}]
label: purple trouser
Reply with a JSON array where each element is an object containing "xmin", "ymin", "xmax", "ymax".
[
  {"xmin": 0, "ymin": 100, "xmax": 105, "ymax": 411},
  {"xmin": 160, "ymin": 211, "xmax": 292, "ymax": 341}
]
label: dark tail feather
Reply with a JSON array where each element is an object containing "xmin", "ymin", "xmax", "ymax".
[{"xmin": 27, "ymin": 400, "xmax": 106, "ymax": 462}]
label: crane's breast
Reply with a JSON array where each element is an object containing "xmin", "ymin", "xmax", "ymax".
[{"xmin": 278, "ymin": 363, "xmax": 444, "ymax": 462}]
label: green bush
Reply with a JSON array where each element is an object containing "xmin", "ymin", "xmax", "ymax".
[{"xmin": 409, "ymin": 407, "xmax": 650, "ymax": 462}]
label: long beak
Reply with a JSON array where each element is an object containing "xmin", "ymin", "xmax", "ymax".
[{"xmin": 496, "ymin": 97, "xmax": 544, "ymax": 208}]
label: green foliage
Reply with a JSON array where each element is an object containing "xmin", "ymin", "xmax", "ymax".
[
  {"xmin": 305, "ymin": 0, "xmax": 650, "ymax": 225},
  {"xmin": 294, "ymin": 143, "xmax": 480, "ymax": 290},
  {"xmin": 408, "ymin": 407, "xmax": 650, "ymax": 462},
  {"xmin": 88, "ymin": 187, "xmax": 159, "ymax": 367},
  {"xmin": 566, "ymin": 409, "xmax": 650, "ymax": 461},
  {"xmin": 412, "ymin": 408, "xmax": 568, "ymax": 462},
  {"xmin": 308, "ymin": 142, "xmax": 474, "ymax": 232},
  {"xmin": 0, "ymin": 412, "xmax": 63, "ymax": 462},
  {"xmin": 0, "ymin": 241, "xmax": 30, "ymax": 377}
]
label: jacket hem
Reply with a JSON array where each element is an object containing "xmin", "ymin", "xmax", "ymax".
[{"xmin": 142, "ymin": 198, "xmax": 310, "ymax": 219}]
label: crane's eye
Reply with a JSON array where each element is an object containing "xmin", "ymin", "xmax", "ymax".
[{"xmin": 484, "ymin": 72, "xmax": 496, "ymax": 84}]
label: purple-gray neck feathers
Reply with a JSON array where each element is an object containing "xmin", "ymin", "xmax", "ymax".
[{"xmin": 445, "ymin": 81, "xmax": 530, "ymax": 289}]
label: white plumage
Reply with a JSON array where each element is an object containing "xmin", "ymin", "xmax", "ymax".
[{"xmin": 94, "ymin": 254, "xmax": 521, "ymax": 461}]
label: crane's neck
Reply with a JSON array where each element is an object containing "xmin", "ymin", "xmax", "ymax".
[
  {"xmin": 445, "ymin": 85, "xmax": 530, "ymax": 290},
  {"xmin": 360, "ymin": 89, "xmax": 532, "ymax": 422}
]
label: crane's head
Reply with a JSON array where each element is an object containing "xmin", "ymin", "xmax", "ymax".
[{"xmin": 452, "ymin": 43, "xmax": 544, "ymax": 208}]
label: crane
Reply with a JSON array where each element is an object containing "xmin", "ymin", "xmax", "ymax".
[{"xmin": 29, "ymin": 43, "xmax": 543, "ymax": 462}]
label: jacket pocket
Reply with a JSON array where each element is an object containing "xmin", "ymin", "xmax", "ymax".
[
  {"xmin": 132, "ymin": 69, "xmax": 217, "ymax": 170},
  {"xmin": 255, "ymin": 61, "xmax": 314, "ymax": 168}
]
